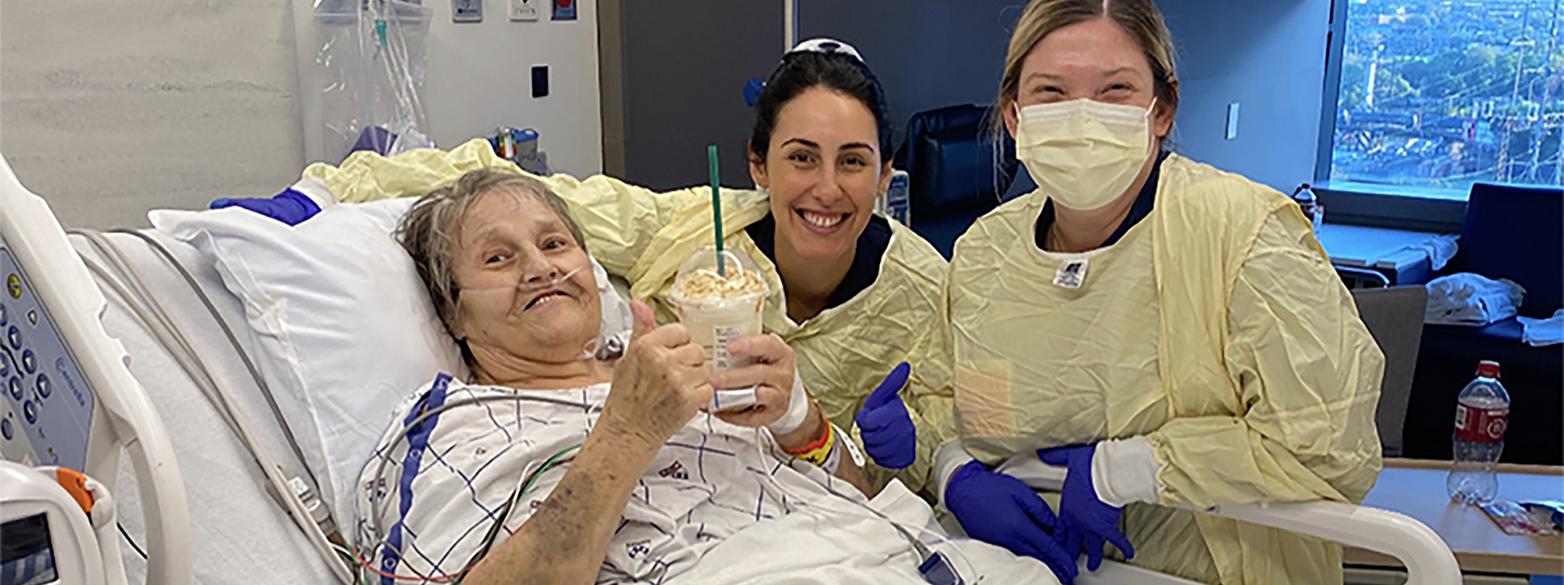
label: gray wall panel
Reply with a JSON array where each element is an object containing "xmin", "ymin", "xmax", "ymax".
[
  {"xmin": 1156, "ymin": 0, "xmax": 1331, "ymax": 192},
  {"xmin": 609, "ymin": 1, "xmax": 1332, "ymax": 197},
  {"xmin": 798, "ymin": 0, "xmax": 1025, "ymax": 158},
  {"xmin": 618, "ymin": 1, "xmax": 781, "ymax": 190}
]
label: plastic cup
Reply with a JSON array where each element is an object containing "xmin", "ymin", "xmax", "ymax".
[{"xmin": 668, "ymin": 247, "xmax": 769, "ymax": 411}]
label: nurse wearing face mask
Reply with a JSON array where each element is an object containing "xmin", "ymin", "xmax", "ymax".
[{"xmin": 934, "ymin": 1, "xmax": 1386, "ymax": 584}]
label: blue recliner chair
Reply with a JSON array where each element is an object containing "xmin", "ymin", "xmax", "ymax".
[
  {"xmin": 896, "ymin": 104, "xmax": 1020, "ymax": 258},
  {"xmin": 1402, "ymin": 182, "xmax": 1563, "ymax": 465}
]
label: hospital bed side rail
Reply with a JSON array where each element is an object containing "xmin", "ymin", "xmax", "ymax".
[
  {"xmin": 0, "ymin": 157, "xmax": 193, "ymax": 585},
  {"xmin": 1001, "ymin": 458, "xmax": 1462, "ymax": 584},
  {"xmin": 1207, "ymin": 500, "xmax": 1461, "ymax": 585}
]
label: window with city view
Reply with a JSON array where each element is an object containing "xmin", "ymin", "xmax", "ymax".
[{"xmin": 1328, "ymin": 0, "xmax": 1562, "ymax": 192}]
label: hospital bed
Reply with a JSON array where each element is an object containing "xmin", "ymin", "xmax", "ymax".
[
  {"xmin": 0, "ymin": 153, "xmax": 1464, "ymax": 585},
  {"xmin": 72, "ymin": 229, "xmax": 342, "ymax": 584}
]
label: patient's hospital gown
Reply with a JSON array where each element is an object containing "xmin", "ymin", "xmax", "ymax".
[{"xmin": 351, "ymin": 374, "xmax": 1053, "ymax": 585}]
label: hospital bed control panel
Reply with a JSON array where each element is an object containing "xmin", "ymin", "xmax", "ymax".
[{"xmin": 0, "ymin": 247, "xmax": 95, "ymax": 470}]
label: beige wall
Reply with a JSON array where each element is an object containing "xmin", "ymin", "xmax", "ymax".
[{"xmin": 1, "ymin": 0, "xmax": 304, "ymax": 228}]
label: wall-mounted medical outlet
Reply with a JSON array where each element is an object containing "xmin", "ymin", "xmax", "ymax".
[
  {"xmin": 1225, "ymin": 102, "xmax": 1240, "ymax": 141},
  {"xmin": 453, "ymin": 0, "xmax": 483, "ymax": 23},
  {"xmin": 509, "ymin": 0, "xmax": 539, "ymax": 21}
]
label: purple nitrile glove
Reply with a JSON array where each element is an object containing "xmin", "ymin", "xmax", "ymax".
[
  {"xmin": 210, "ymin": 188, "xmax": 321, "ymax": 226},
  {"xmin": 855, "ymin": 362, "xmax": 915, "ymax": 469},
  {"xmin": 1038, "ymin": 444, "xmax": 1135, "ymax": 572},
  {"xmin": 946, "ymin": 460, "xmax": 1079, "ymax": 583}
]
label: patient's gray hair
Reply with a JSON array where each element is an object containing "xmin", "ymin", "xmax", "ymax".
[{"xmin": 395, "ymin": 168, "xmax": 588, "ymax": 341}]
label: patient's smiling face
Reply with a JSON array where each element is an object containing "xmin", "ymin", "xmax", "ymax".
[{"xmin": 451, "ymin": 190, "xmax": 602, "ymax": 367}]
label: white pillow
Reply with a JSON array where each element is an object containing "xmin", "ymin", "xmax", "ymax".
[{"xmin": 150, "ymin": 199, "xmax": 631, "ymax": 522}]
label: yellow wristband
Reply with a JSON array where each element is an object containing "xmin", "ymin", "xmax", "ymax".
[{"xmin": 791, "ymin": 422, "xmax": 835, "ymax": 467}]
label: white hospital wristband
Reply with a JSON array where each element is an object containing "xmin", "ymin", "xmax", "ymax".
[
  {"xmin": 1091, "ymin": 436, "xmax": 1163, "ymax": 507},
  {"xmin": 818, "ymin": 424, "xmax": 863, "ymax": 475},
  {"xmin": 765, "ymin": 366, "xmax": 810, "ymax": 435}
]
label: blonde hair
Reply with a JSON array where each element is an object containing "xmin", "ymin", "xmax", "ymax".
[
  {"xmin": 996, "ymin": 0, "xmax": 1179, "ymax": 128},
  {"xmin": 395, "ymin": 168, "xmax": 587, "ymax": 345}
]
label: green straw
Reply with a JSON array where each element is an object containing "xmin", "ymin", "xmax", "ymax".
[{"xmin": 708, "ymin": 144, "xmax": 725, "ymax": 276}]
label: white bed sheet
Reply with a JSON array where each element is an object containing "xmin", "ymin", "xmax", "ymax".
[{"xmin": 71, "ymin": 232, "xmax": 336, "ymax": 584}]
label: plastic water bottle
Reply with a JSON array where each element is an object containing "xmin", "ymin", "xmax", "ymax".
[
  {"xmin": 1291, "ymin": 183, "xmax": 1324, "ymax": 234},
  {"xmin": 1446, "ymin": 360, "xmax": 1509, "ymax": 505}
]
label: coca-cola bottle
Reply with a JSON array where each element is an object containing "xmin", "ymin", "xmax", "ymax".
[{"xmin": 1446, "ymin": 360, "xmax": 1509, "ymax": 505}]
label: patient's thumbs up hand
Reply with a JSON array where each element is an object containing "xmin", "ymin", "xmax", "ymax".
[
  {"xmin": 603, "ymin": 301, "xmax": 713, "ymax": 448},
  {"xmin": 630, "ymin": 299, "xmax": 657, "ymax": 340}
]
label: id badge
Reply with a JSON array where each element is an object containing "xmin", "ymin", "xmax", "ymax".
[{"xmin": 1053, "ymin": 259, "xmax": 1088, "ymax": 289}]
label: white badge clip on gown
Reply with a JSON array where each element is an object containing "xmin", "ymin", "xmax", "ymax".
[{"xmin": 1054, "ymin": 259, "xmax": 1088, "ymax": 289}]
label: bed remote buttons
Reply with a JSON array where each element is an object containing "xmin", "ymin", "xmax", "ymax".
[
  {"xmin": 0, "ymin": 249, "xmax": 95, "ymax": 468},
  {"xmin": 0, "ymin": 417, "xmax": 10, "ymax": 440}
]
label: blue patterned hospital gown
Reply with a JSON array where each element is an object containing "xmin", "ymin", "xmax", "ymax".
[{"xmin": 350, "ymin": 373, "xmax": 859, "ymax": 585}]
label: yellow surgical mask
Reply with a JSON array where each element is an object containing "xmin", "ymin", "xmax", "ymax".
[{"xmin": 1014, "ymin": 98, "xmax": 1155, "ymax": 211}]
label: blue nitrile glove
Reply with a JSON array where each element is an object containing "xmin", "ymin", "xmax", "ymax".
[
  {"xmin": 855, "ymin": 362, "xmax": 915, "ymax": 469},
  {"xmin": 946, "ymin": 460, "xmax": 1079, "ymax": 583},
  {"xmin": 210, "ymin": 189, "xmax": 321, "ymax": 226},
  {"xmin": 1038, "ymin": 445, "xmax": 1135, "ymax": 572}
]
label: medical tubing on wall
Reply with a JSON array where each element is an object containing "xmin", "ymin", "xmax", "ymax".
[
  {"xmin": 315, "ymin": 0, "xmax": 433, "ymax": 162},
  {"xmin": 70, "ymin": 230, "xmax": 356, "ymax": 583},
  {"xmin": 357, "ymin": 3, "xmax": 375, "ymax": 148}
]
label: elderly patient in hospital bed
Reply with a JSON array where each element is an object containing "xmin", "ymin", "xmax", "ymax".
[{"xmin": 347, "ymin": 169, "xmax": 1056, "ymax": 585}]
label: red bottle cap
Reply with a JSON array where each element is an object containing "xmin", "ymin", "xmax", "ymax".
[{"xmin": 1476, "ymin": 360, "xmax": 1501, "ymax": 379}]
